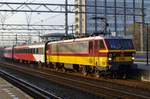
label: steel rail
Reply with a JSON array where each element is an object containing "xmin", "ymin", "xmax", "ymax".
[
  {"xmin": 1, "ymin": 62, "xmax": 150, "ymax": 99},
  {"xmin": 36, "ymin": 69, "xmax": 150, "ymax": 99},
  {"xmin": 0, "ymin": 69, "xmax": 61, "ymax": 99}
]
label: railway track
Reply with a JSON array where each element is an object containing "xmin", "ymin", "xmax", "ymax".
[
  {"xmin": 0, "ymin": 62, "xmax": 150, "ymax": 99},
  {"xmin": 0, "ymin": 69, "xmax": 61, "ymax": 99}
]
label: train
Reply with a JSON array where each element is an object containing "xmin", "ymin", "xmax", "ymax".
[{"xmin": 3, "ymin": 35, "xmax": 136, "ymax": 78}]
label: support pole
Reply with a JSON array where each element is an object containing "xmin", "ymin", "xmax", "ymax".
[
  {"xmin": 146, "ymin": 23, "xmax": 149, "ymax": 65},
  {"xmin": 95, "ymin": 0, "xmax": 97, "ymax": 33},
  {"xmin": 65, "ymin": 0, "xmax": 68, "ymax": 37},
  {"xmin": 141, "ymin": 0, "xmax": 144, "ymax": 51},
  {"xmin": 124, "ymin": 0, "xmax": 126, "ymax": 36},
  {"xmin": 114, "ymin": 0, "xmax": 117, "ymax": 35}
]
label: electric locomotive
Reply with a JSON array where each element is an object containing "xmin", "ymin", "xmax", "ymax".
[{"xmin": 46, "ymin": 36, "xmax": 136, "ymax": 77}]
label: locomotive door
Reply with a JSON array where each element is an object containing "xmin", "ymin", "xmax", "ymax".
[
  {"xmin": 89, "ymin": 40, "xmax": 98, "ymax": 66},
  {"xmin": 94, "ymin": 40, "xmax": 99, "ymax": 66}
]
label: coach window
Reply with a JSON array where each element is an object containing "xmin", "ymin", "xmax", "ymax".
[
  {"xmin": 99, "ymin": 40, "xmax": 105, "ymax": 49},
  {"xmin": 31, "ymin": 49, "xmax": 33, "ymax": 53},
  {"xmin": 28, "ymin": 49, "xmax": 30, "ymax": 53},
  {"xmin": 29, "ymin": 49, "xmax": 31, "ymax": 53},
  {"xmin": 32, "ymin": 48, "xmax": 35, "ymax": 54},
  {"xmin": 32, "ymin": 49, "xmax": 34, "ymax": 53},
  {"xmin": 28, "ymin": 49, "xmax": 30, "ymax": 54},
  {"xmin": 18, "ymin": 49, "xmax": 20, "ymax": 53},
  {"xmin": 38, "ymin": 48, "xmax": 43, "ymax": 54},
  {"xmin": 26, "ymin": 49, "xmax": 28, "ymax": 53},
  {"xmin": 24, "ymin": 49, "xmax": 26, "ymax": 53},
  {"xmin": 34, "ymin": 48, "xmax": 36, "ymax": 54},
  {"xmin": 35, "ymin": 48, "xmax": 38, "ymax": 54},
  {"xmin": 26, "ymin": 49, "xmax": 27, "ymax": 53},
  {"xmin": 30, "ymin": 49, "xmax": 32, "ymax": 53},
  {"xmin": 25, "ymin": 49, "xmax": 26, "ymax": 53},
  {"xmin": 33, "ymin": 48, "xmax": 36, "ymax": 54},
  {"xmin": 27, "ymin": 49, "xmax": 28, "ymax": 53}
]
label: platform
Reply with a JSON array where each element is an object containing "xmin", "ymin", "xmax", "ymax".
[
  {"xmin": 135, "ymin": 62, "xmax": 150, "ymax": 71},
  {"xmin": 0, "ymin": 77, "xmax": 32, "ymax": 99},
  {"xmin": 135, "ymin": 62, "xmax": 150, "ymax": 82}
]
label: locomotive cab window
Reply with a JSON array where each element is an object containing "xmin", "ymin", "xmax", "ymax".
[
  {"xmin": 106, "ymin": 39, "xmax": 134, "ymax": 50},
  {"xmin": 99, "ymin": 40, "xmax": 105, "ymax": 49}
]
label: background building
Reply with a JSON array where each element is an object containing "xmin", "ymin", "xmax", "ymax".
[
  {"xmin": 75, "ymin": 0, "xmax": 86, "ymax": 36},
  {"xmin": 75, "ymin": 0, "xmax": 150, "ymax": 51}
]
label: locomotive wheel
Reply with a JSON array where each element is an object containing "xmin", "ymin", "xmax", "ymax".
[
  {"xmin": 73, "ymin": 64, "xmax": 79, "ymax": 72},
  {"xmin": 82, "ymin": 71, "xmax": 87, "ymax": 76},
  {"xmin": 61, "ymin": 64, "xmax": 66, "ymax": 73},
  {"xmin": 95, "ymin": 70, "xmax": 100, "ymax": 78},
  {"xmin": 94, "ymin": 68, "xmax": 100, "ymax": 78},
  {"xmin": 113, "ymin": 72, "xmax": 127, "ymax": 79},
  {"xmin": 122, "ymin": 73, "xmax": 127, "ymax": 79},
  {"xmin": 62, "ymin": 67, "xmax": 66, "ymax": 73},
  {"xmin": 82, "ymin": 66, "xmax": 88, "ymax": 76},
  {"xmin": 55, "ymin": 67, "xmax": 59, "ymax": 71},
  {"xmin": 53, "ymin": 63, "xmax": 59, "ymax": 71},
  {"xmin": 111, "ymin": 71, "xmax": 117, "ymax": 79}
]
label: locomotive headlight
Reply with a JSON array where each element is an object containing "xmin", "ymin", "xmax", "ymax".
[
  {"xmin": 132, "ymin": 57, "xmax": 135, "ymax": 60},
  {"xmin": 108, "ymin": 57, "xmax": 112, "ymax": 61},
  {"xmin": 108, "ymin": 53, "xmax": 113, "ymax": 61},
  {"xmin": 132, "ymin": 53, "xmax": 135, "ymax": 60}
]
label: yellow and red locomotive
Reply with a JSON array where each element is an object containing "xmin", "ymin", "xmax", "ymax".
[{"xmin": 46, "ymin": 36, "xmax": 136, "ymax": 77}]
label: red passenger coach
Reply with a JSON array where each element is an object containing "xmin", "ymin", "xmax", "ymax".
[
  {"xmin": 4, "ymin": 47, "xmax": 13, "ymax": 59},
  {"xmin": 13, "ymin": 43, "xmax": 45, "ymax": 63},
  {"xmin": 13, "ymin": 45, "xmax": 31, "ymax": 61},
  {"xmin": 4, "ymin": 43, "xmax": 45, "ymax": 63}
]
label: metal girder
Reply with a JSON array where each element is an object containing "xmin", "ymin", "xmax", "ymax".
[
  {"xmin": 0, "ymin": 34, "xmax": 38, "ymax": 36},
  {"xmin": 0, "ymin": 31, "xmax": 39, "ymax": 35},
  {"xmin": 0, "ymin": 2, "xmax": 74, "ymax": 13},
  {"xmin": 0, "ymin": 40, "xmax": 26, "ymax": 41},
  {"xmin": 0, "ymin": 24, "xmax": 75, "ymax": 31},
  {"xmin": 0, "ymin": 2, "xmax": 142, "ymax": 16}
]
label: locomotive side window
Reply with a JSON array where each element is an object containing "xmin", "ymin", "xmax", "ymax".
[
  {"xmin": 99, "ymin": 40, "xmax": 105, "ymax": 49},
  {"xmin": 51, "ymin": 41, "xmax": 89, "ymax": 54}
]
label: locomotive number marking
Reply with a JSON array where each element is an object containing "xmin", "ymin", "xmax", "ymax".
[{"xmin": 119, "ymin": 57, "xmax": 125, "ymax": 61}]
